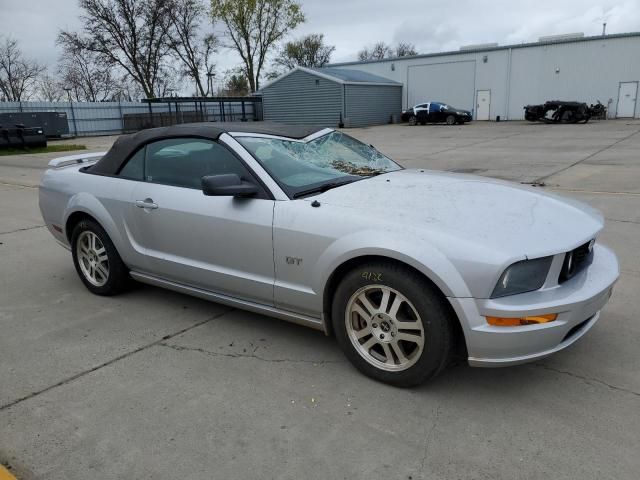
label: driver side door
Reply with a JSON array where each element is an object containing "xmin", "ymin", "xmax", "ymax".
[
  {"xmin": 127, "ymin": 137, "xmax": 275, "ymax": 305},
  {"xmin": 414, "ymin": 103, "xmax": 429, "ymax": 123},
  {"xmin": 427, "ymin": 102, "xmax": 442, "ymax": 122}
]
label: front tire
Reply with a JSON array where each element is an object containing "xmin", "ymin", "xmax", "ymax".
[
  {"xmin": 446, "ymin": 115, "xmax": 456, "ymax": 125},
  {"xmin": 71, "ymin": 219, "xmax": 129, "ymax": 296},
  {"xmin": 408, "ymin": 115, "xmax": 417, "ymax": 126},
  {"xmin": 332, "ymin": 261, "xmax": 454, "ymax": 387}
]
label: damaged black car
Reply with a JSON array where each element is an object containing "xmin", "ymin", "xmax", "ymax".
[{"xmin": 524, "ymin": 100, "xmax": 594, "ymax": 123}]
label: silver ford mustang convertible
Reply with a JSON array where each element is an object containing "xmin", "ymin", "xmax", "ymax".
[{"xmin": 39, "ymin": 123, "xmax": 619, "ymax": 386}]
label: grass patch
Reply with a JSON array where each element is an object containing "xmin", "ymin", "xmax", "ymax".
[{"xmin": 0, "ymin": 144, "xmax": 87, "ymax": 156}]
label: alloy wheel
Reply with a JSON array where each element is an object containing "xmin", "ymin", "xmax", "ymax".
[
  {"xmin": 345, "ymin": 285, "xmax": 425, "ymax": 372},
  {"xmin": 76, "ymin": 231, "xmax": 109, "ymax": 287}
]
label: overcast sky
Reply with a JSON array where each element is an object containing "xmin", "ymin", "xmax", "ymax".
[{"xmin": 1, "ymin": 0, "xmax": 639, "ymax": 91}]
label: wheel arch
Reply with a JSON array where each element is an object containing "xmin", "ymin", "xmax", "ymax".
[
  {"xmin": 321, "ymin": 254, "xmax": 468, "ymax": 356},
  {"xmin": 65, "ymin": 211, "xmax": 99, "ymax": 243},
  {"xmin": 63, "ymin": 193, "xmax": 126, "ymax": 253}
]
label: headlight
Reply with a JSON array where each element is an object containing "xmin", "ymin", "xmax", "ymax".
[{"xmin": 491, "ymin": 256, "xmax": 553, "ymax": 298}]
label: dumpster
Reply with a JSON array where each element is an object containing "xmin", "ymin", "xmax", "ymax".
[{"xmin": 0, "ymin": 124, "xmax": 47, "ymax": 150}]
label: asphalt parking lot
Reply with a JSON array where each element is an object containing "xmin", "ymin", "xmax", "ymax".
[{"xmin": 1, "ymin": 120, "xmax": 639, "ymax": 479}]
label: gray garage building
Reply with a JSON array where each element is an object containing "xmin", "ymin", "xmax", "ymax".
[
  {"xmin": 329, "ymin": 32, "xmax": 640, "ymax": 120},
  {"xmin": 259, "ymin": 67, "xmax": 402, "ymax": 127}
]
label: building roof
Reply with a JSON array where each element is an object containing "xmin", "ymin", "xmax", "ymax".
[
  {"xmin": 307, "ymin": 67, "xmax": 402, "ymax": 84},
  {"xmin": 328, "ymin": 31, "xmax": 640, "ymax": 67},
  {"xmin": 259, "ymin": 66, "xmax": 401, "ymax": 91},
  {"xmin": 142, "ymin": 96, "xmax": 261, "ymax": 104},
  {"xmin": 89, "ymin": 122, "xmax": 325, "ymax": 175}
]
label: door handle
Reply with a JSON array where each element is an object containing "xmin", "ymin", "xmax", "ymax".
[{"xmin": 135, "ymin": 199, "xmax": 158, "ymax": 210}]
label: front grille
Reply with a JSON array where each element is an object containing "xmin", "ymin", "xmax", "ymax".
[{"xmin": 559, "ymin": 240, "xmax": 594, "ymax": 283}]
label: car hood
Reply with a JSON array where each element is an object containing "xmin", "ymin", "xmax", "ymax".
[{"xmin": 311, "ymin": 169, "xmax": 603, "ymax": 260}]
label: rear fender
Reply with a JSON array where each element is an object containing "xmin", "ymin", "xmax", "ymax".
[{"xmin": 64, "ymin": 192, "xmax": 125, "ymax": 249}]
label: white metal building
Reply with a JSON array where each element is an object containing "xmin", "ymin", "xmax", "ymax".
[{"xmin": 330, "ymin": 32, "xmax": 640, "ymax": 120}]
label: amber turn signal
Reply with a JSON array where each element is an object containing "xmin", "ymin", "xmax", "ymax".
[{"xmin": 486, "ymin": 314, "xmax": 558, "ymax": 327}]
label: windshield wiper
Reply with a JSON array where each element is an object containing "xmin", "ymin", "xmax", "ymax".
[{"xmin": 292, "ymin": 179, "xmax": 358, "ymax": 199}]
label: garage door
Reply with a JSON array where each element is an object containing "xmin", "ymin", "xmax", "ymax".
[{"xmin": 407, "ymin": 61, "xmax": 476, "ymax": 112}]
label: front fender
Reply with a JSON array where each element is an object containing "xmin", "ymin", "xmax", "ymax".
[{"xmin": 313, "ymin": 229, "xmax": 473, "ymax": 299}]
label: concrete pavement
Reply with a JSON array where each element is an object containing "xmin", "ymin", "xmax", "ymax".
[{"xmin": 0, "ymin": 121, "xmax": 638, "ymax": 479}]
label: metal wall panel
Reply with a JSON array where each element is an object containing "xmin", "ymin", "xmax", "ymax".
[
  {"xmin": 507, "ymin": 37, "xmax": 640, "ymax": 118},
  {"xmin": 406, "ymin": 61, "xmax": 476, "ymax": 112},
  {"xmin": 261, "ymin": 70, "xmax": 343, "ymax": 126},
  {"xmin": 344, "ymin": 84, "xmax": 402, "ymax": 127},
  {"xmin": 332, "ymin": 34, "xmax": 640, "ymax": 120}
]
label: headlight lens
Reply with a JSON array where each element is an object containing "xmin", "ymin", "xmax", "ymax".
[{"xmin": 491, "ymin": 256, "xmax": 553, "ymax": 298}]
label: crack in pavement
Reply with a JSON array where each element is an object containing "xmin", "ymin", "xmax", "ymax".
[
  {"xmin": 0, "ymin": 309, "xmax": 232, "ymax": 412},
  {"xmin": 159, "ymin": 342, "xmax": 344, "ymax": 365},
  {"xmin": 0, "ymin": 180, "xmax": 37, "ymax": 189},
  {"xmin": 605, "ymin": 217, "xmax": 640, "ymax": 226},
  {"xmin": 549, "ymin": 187, "xmax": 640, "ymax": 196},
  {"xmin": 534, "ymin": 128, "xmax": 640, "ymax": 183},
  {"xmin": 532, "ymin": 363, "xmax": 640, "ymax": 398},
  {"xmin": 0, "ymin": 225, "xmax": 45, "ymax": 235},
  {"xmin": 419, "ymin": 404, "xmax": 441, "ymax": 479}
]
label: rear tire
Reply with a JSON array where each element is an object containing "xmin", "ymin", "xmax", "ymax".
[
  {"xmin": 332, "ymin": 261, "xmax": 454, "ymax": 387},
  {"xmin": 71, "ymin": 219, "xmax": 129, "ymax": 296}
]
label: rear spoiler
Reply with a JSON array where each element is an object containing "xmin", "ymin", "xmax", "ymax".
[{"xmin": 48, "ymin": 152, "xmax": 106, "ymax": 169}]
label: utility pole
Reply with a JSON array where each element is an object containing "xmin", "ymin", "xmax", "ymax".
[{"xmin": 207, "ymin": 72, "xmax": 216, "ymax": 97}]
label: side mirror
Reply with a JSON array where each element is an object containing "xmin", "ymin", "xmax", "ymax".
[{"xmin": 201, "ymin": 174, "xmax": 258, "ymax": 198}]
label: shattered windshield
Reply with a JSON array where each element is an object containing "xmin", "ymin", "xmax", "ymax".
[{"xmin": 236, "ymin": 131, "xmax": 402, "ymax": 198}]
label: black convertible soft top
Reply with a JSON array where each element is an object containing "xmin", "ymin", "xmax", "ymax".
[{"xmin": 90, "ymin": 122, "xmax": 326, "ymax": 175}]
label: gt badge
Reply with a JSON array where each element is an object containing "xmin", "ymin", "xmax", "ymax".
[{"xmin": 286, "ymin": 256, "xmax": 303, "ymax": 266}]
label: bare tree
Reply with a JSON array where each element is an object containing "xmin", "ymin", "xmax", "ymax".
[
  {"xmin": 38, "ymin": 72, "xmax": 65, "ymax": 101},
  {"xmin": 166, "ymin": 0, "xmax": 218, "ymax": 96},
  {"xmin": 357, "ymin": 41, "xmax": 418, "ymax": 61},
  {"xmin": 0, "ymin": 36, "xmax": 45, "ymax": 101},
  {"xmin": 154, "ymin": 65, "xmax": 180, "ymax": 97},
  {"xmin": 57, "ymin": 33, "xmax": 125, "ymax": 101},
  {"xmin": 394, "ymin": 42, "xmax": 417, "ymax": 57},
  {"xmin": 60, "ymin": 0, "xmax": 174, "ymax": 99},
  {"xmin": 273, "ymin": 33, "xmax": 334, "ymax": 71},
  {"xmin": 211, "ymin": 0, "xmax": 305, "ymax": 92},
  {"xmin": 357, "ymin": 42, "xmax": 392, "ymax": 61}
]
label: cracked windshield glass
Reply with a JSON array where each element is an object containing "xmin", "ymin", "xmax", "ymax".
[{"xmin": 237, "ymin": 131, "xmax": 401, "ymax": 196}]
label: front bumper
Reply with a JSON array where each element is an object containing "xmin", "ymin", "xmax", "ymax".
[{"xmin": 448, "ymin": 244, "xmax": 619, "ymax": 367}]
